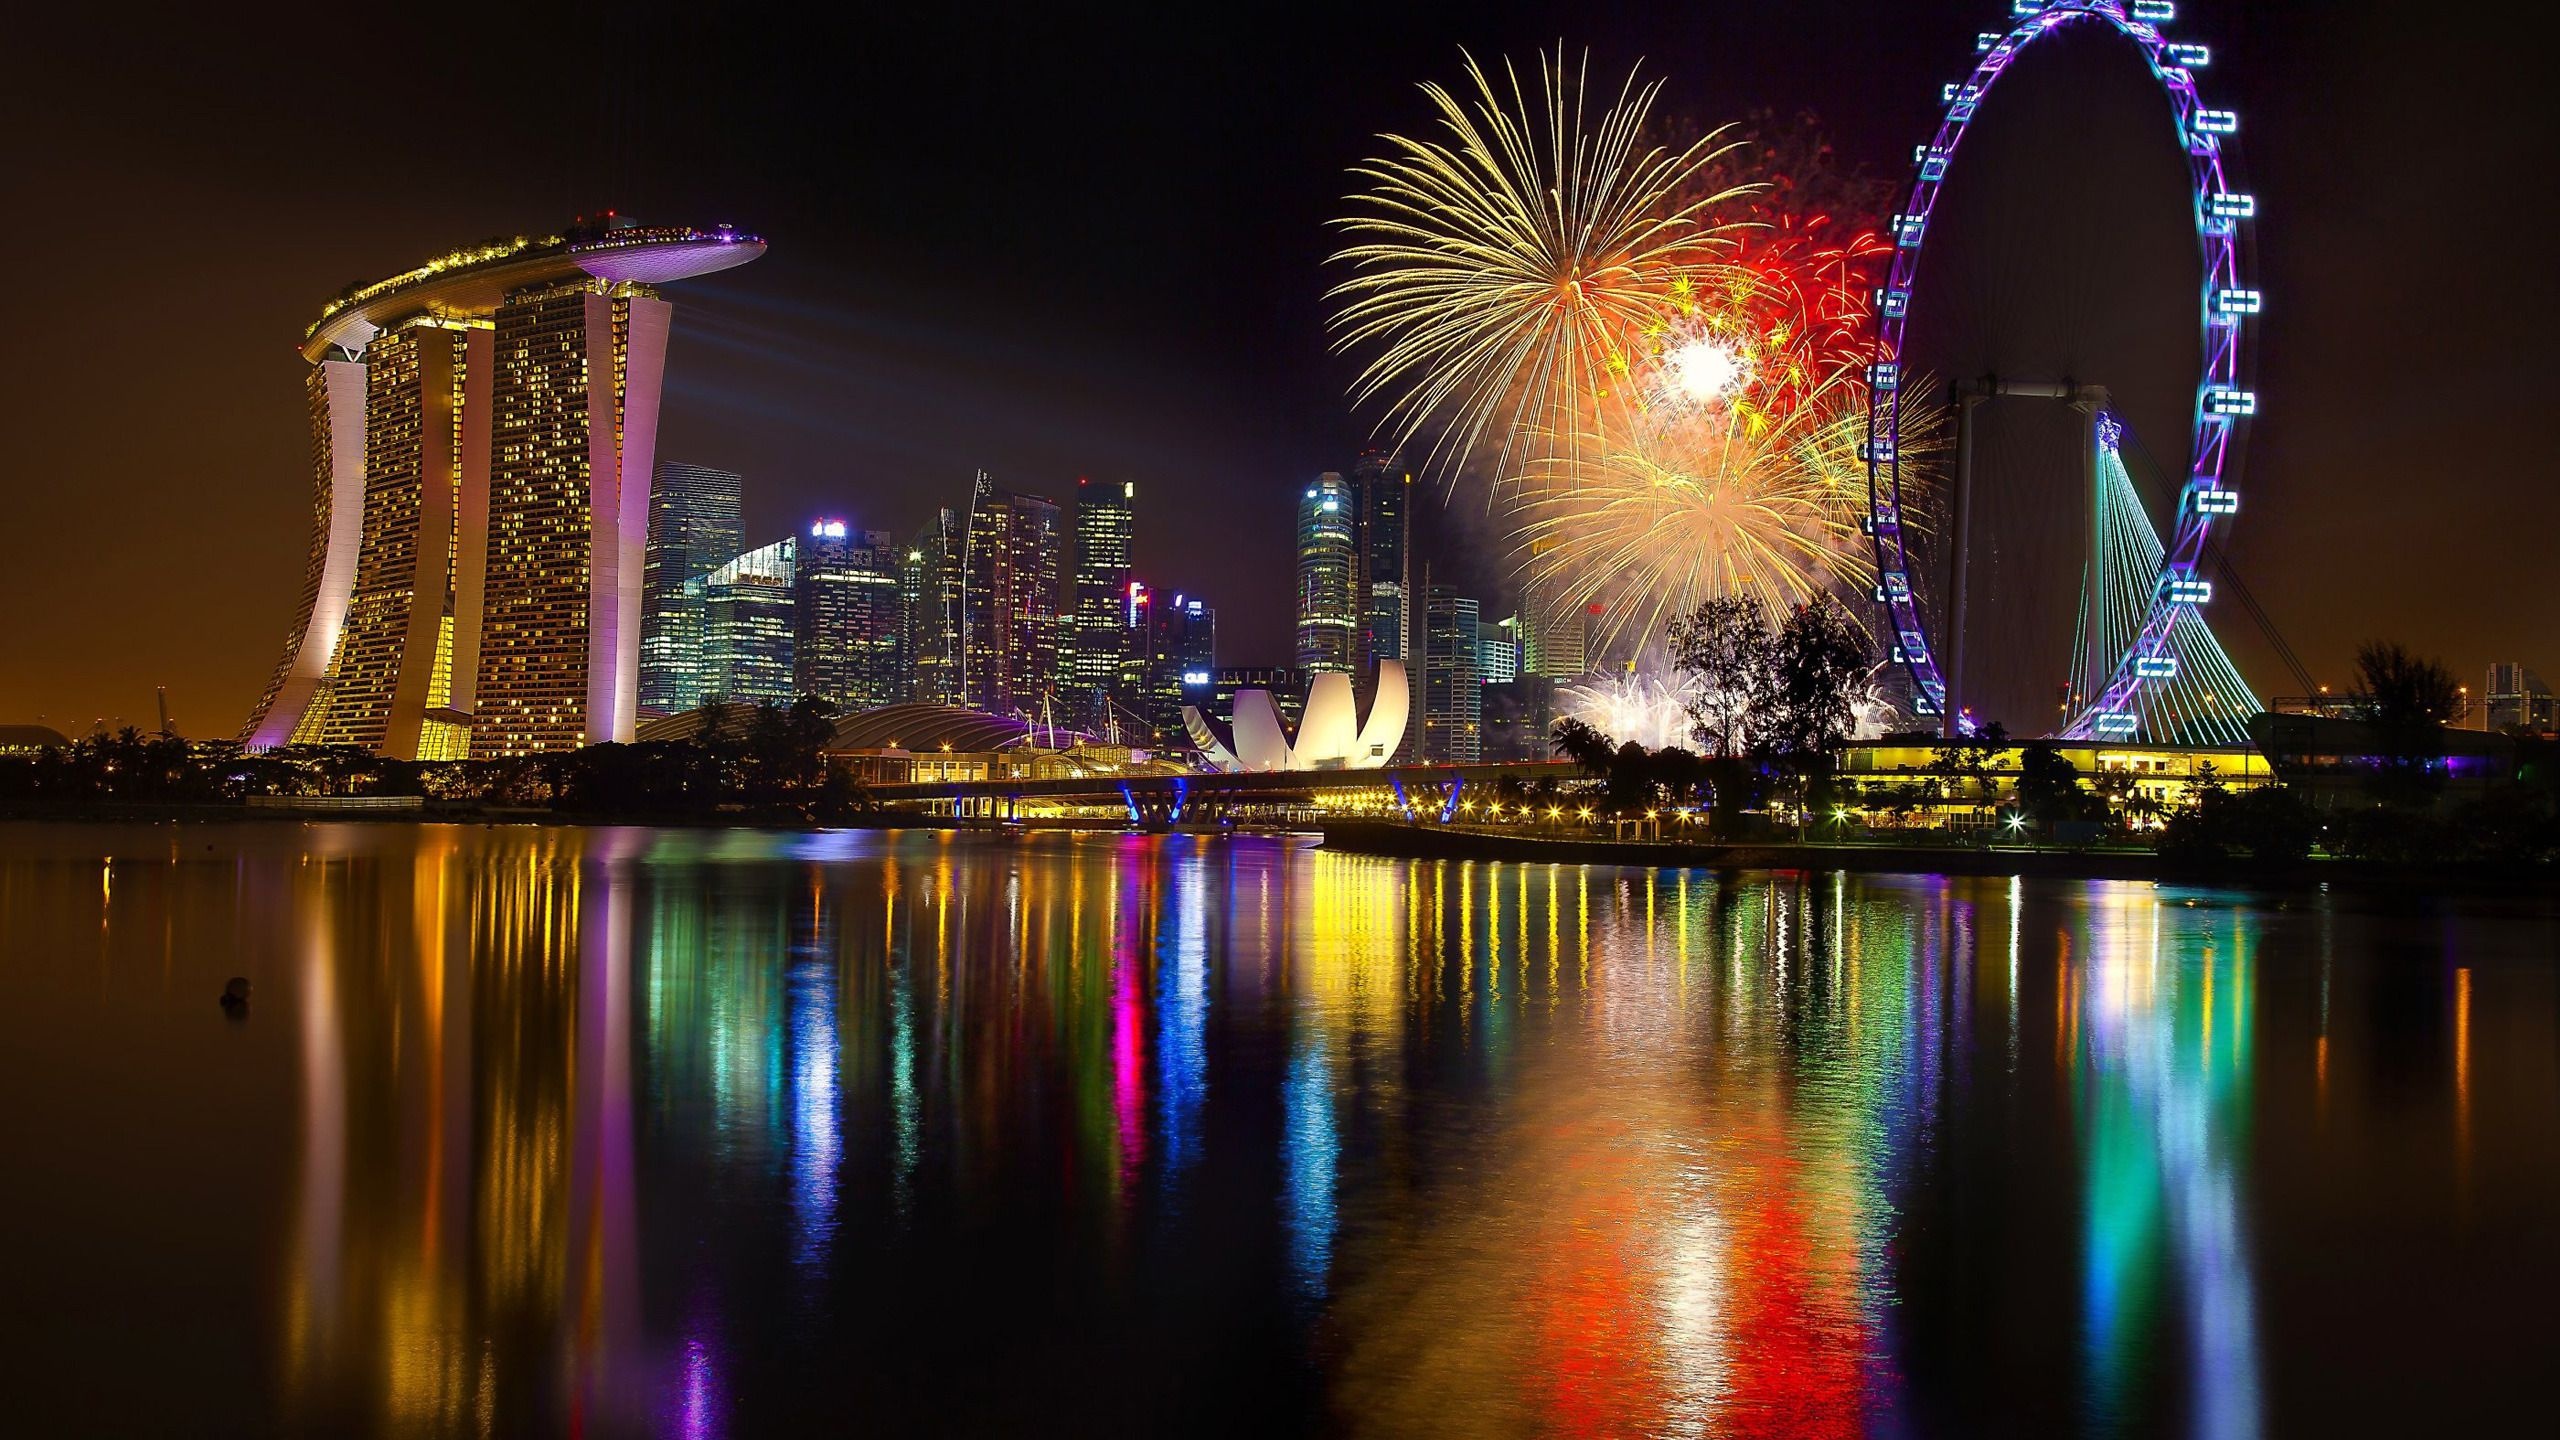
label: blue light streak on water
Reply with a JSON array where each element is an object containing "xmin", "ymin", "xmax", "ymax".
[
  {"xmin": 1282, "ymin": 1034, "xmax": 1338, "ymax": 1301},
  {"xmin": 1155, "ymin": 854, "xmax": 1210, "ymax": 1191},
  {"xmin": 787, "ymin": 947, "xmax": 840, "ymax": 1272}
]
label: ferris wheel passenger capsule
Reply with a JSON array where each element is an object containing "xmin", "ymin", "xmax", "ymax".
[
  {"xmin": 2213, "ymin": 288, "xmax": 2262, "ymax": 318},
  {"xmin": 2132, "ymin": 1, "xmax": 2177, "ymax": 22},
  {"xmin": 1868, "ymin": 362, "xmax": 1901, "ymax": 392},
  {"xmin": 2135, "ymin": 656, "xmax": 2180, "ymax": 680},
  {"xmin": 2194, "ymin": 109, "xmax": 2239, "ymax": 136},
  {"xmin": 2167, "ymin": 42, "xmax": 2210, "ymax": 66},
  {"xmin": 2193, "ymin": 488, "xmax": 2240, "ymax": 516},
  {"xmin": 2095, "ymin": 712, "xmax": 2141, "ymax": 738},
  {"xmin": 2204, "ymin": 387, "xmax": 2256, "ymax": 417},
  {"xmin": 2166, "ymin": 578, "xmax": 2214, "ymax": 605},
  {"xmin": 2206, "ymin": 192, "xmax": 2256, "ymax": 220},
  {"xmin": 2011, "ymin": 1, "xmax": 2046, "ymax": 15}
]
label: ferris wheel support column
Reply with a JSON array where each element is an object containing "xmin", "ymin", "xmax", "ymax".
[{"xmin": 1945, "ymin": 385, "xmax": 1985, "ymax": 739}]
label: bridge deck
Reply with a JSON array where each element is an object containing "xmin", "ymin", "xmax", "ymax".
[{"xmin": 867, "ymin": 760, "xmax": 1578, "ymax": 803}]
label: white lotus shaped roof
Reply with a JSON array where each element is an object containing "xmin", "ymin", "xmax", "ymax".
[{"xmin": 1183, "ymin": 661, "xmax": 1408, "ymax": 772}]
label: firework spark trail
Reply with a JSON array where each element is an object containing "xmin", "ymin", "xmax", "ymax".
[
  {"xmin": 1335, "ymin": 57, "xmax": 1944, "ymax": 691},
  {"xmin": 1515, "ymin": 361, "xmax": 1948, "ymax": 658},
  {"xmin": 1328, "ymin": 47, "xmax": 1750, "ymax": 495}
]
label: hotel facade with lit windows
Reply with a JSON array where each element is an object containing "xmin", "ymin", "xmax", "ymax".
[{"xmin": 239, "ymin": 218, "xmax": 764, "ymax": 757}]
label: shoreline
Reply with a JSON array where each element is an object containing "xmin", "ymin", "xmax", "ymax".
[{"xmin": 1312, "ymin": 820, "xmax": 2560, "ymax": 895}]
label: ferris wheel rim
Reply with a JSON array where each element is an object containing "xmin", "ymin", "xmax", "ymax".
[{"xmin": 1861, "ymin": 0, "xmax": 2255, "ymax": 742}]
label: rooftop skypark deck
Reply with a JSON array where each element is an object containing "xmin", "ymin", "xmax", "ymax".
[{"xmin": 300, "ymin": 220, "xmax": 765, "ymax": 361}]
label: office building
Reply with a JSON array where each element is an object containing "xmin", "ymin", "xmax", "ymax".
[
  {"xmin": 1140, "ymin": 590, "xmax": 1215, "ymax": 747},
  {"xmin": 241, "ymin": 218, "xmax": 765, "ymax": 757},
  {"xmin": 901, "ymin": 508, "xmax": 964, "ymax": 706},
  {"xmin": 1518, "ymin": 582, "xmax": 1593, "ymax": 681},
  {"xmin": 2486, "ymin": 662, "xmax": 2556, "ymax": 733},
  {"xmin": 960, "ymin": 471, "xmax": 1064, "ymax": 718},
  {"xmin": 1068, "ymin": 478, "xmax": 1136, "ymax": 728},
  {"xmin": 1214, "ymin": 667, "xmax": 1307, "ymax": 728},
  {"xmin": 1478, "ymin": 616, "xmax": 1520, "ymax": 686},
  {"xmin": 640, "ymin": 461, "xmax": 744, "ymax": 717},
  {"xmin": 1424, "ymin": 587, "xmax": 1483, "ymax": 762},
  {"xmin": 796, "ymin": 521, "xmax": 903, "ymax": 711},
  {"xmin": 1295, "ymin": 472, "xmax": 1359, "ymax": 673},
  {"xmin": 1481, "ymin": 675, "xmax": 1556, "ymax": 762},
  {"xmin": 697, "ymin": 538, "xmax": 796, "ymax": 706},
  {"xmin": 1351, "ymin": 451, "xmax": 1411, "ymax": 673}
]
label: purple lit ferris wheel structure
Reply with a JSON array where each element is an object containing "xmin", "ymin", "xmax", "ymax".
[{"xmin": 1863, "ymin": 0, "xmax": 2257, "ymax": 741}]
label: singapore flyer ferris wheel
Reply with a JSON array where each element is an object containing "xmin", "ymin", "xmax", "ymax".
[{"xmin": 1863, "ymin": 0, "xmax": 2260, "ymax": 743}]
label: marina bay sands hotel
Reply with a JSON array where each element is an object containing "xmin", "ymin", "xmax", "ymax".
[{"xmin": 240, "ymin": 218, "xmax": 765, "ymax": 758}]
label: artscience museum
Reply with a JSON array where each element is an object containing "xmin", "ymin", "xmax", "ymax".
[{"xmin": 1183, "ymin": 662, "xmax": 1409, "ymax": 771}]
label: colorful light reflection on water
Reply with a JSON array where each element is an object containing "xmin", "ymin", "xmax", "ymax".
[{"xmin": 2, "ymin": 824, "xmax": 2555, "ymax": 1435}]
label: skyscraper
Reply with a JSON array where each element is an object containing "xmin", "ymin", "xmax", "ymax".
[
  {"xmin": 1351, "ymin": 450, "xmax": 1418, "ymax": 761},
  {"xmin": 1477, "ymin": 616, "xmax": 1520, "ymax": 686},
  {"xmin": 697, "ymin": 538, "xmax": 796, "ymax": 706},
  {"xmin": 640, "ymin": 462, "xmax": 744, "ymax": 717},
  {"xmin": 306, "ymin": 319, "xmax": 472, "ymax": 759},
  {"xmin": 1294, "ymin": 472, "xmax": 1358, "ymax": 673},
  {"xmin": 2486, "ymin": 662, "xmax": 2556, "ymax": 733},
  {"xmin": 1069, "ymin": 478, "xmax": 1136, "ymax": 728},
  {"xmin": 1424, "ymin": 587, "xmax": 1483, "ymax": 763},
  {"xmin": 1350, "ymin": 451, "xmax": 1411, "ymax": 676},
  {"xmin": 901, "ymin": 507, "xmax": 964, "ymax": 706},
  {"xmin": 1140, "ymin": 591, "xmax": 1215, "ymax": 747},
  {"xmin": 960, "ymin": 471, "xmax": 1064, "ymax": 718},
  {"xmin": 795, "ymin": 521, "xmax": 904, "ymax": 712},
  {"xmin": 241, "ymin": 219, "xmax": 765, "ymax": 756},
  {"xmin": 1518, "ymin": 582, "xmax": 1592, "ymax": 681}
]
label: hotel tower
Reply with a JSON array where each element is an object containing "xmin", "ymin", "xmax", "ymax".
[{"xmin": 240, "ymin": 217, "xmax": 764, "ymax": 757}]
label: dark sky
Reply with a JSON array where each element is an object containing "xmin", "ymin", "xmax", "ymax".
[{"xmin": 4, "ymin": 1, "xmax": 2553, "ymax": 735}]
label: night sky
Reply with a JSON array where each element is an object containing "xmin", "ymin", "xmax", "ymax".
[{"xmin": 4, "ymin": 1, "xmax": 2552, "ymax": 735}]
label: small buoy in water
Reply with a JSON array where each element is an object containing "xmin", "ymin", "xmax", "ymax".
[{"xmin": 220, "ymin": 977, "xmax": 251, "ymax": 1012}]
